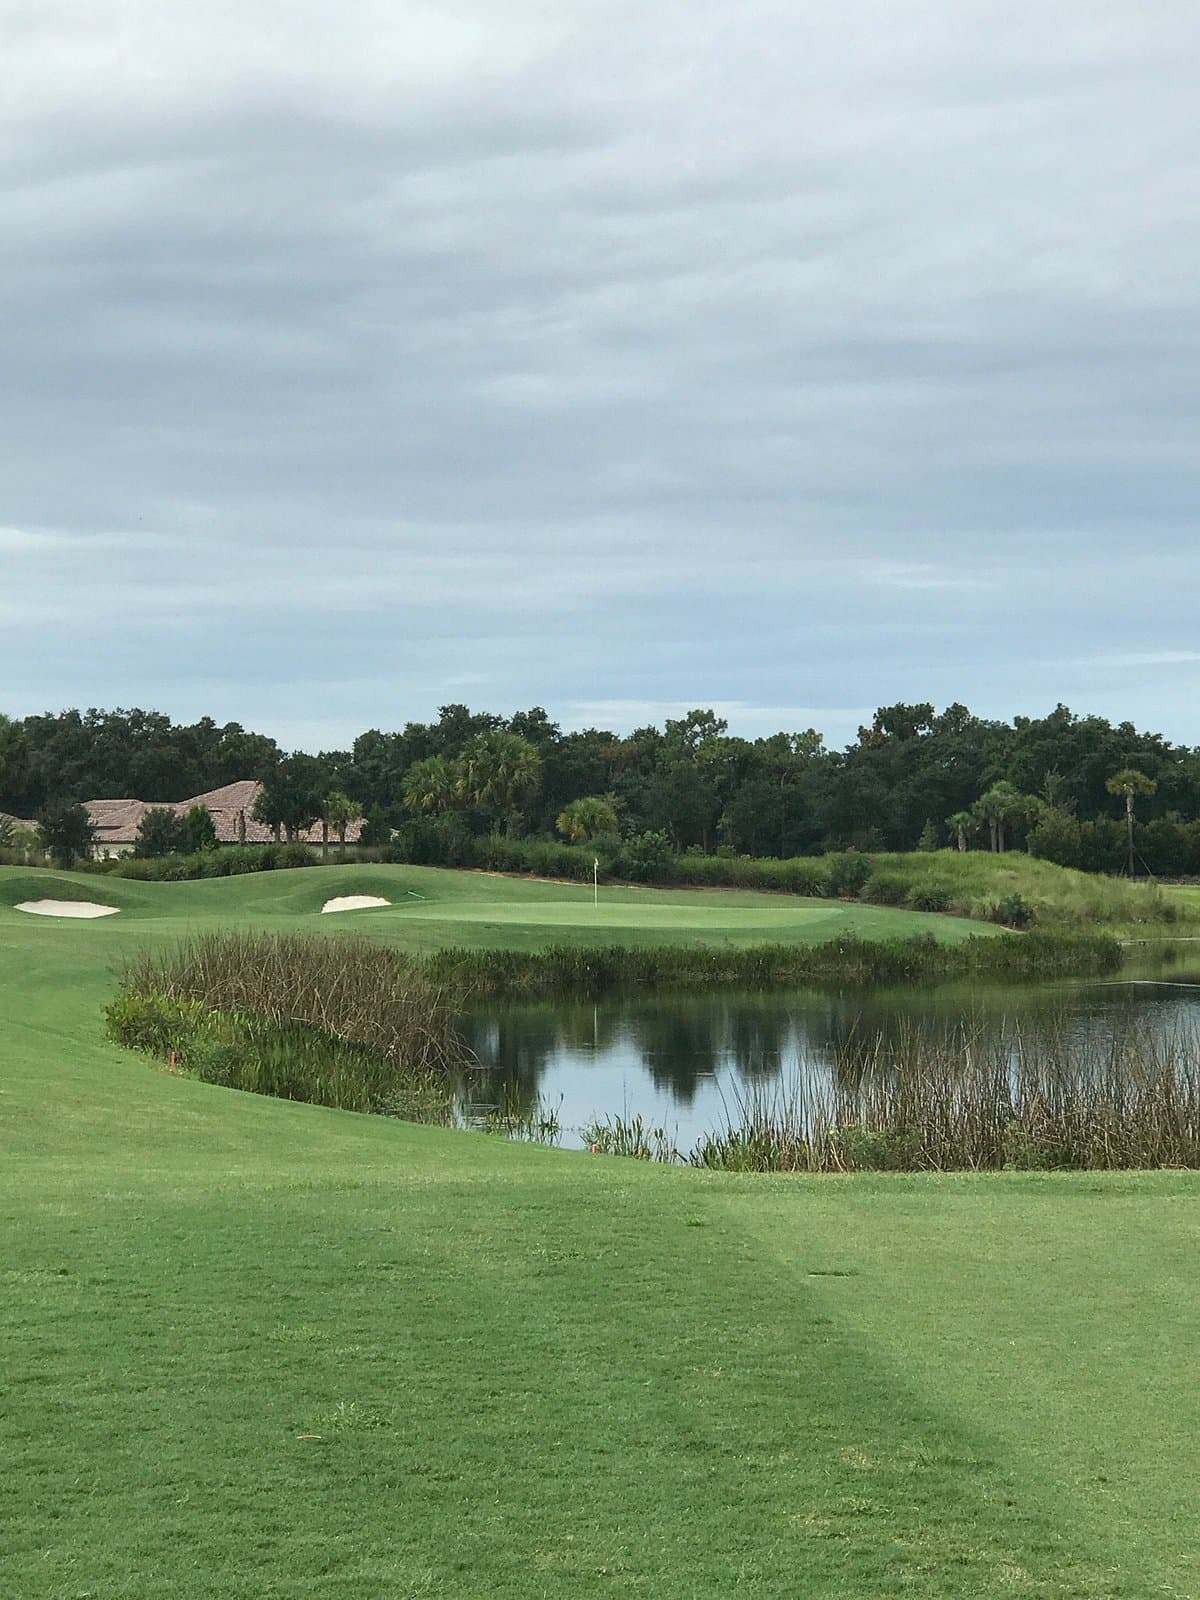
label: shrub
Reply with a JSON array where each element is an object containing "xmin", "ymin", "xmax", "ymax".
[
  {"xmin": 862, "ymin": 870, "xmax": 908, "ymax": 906},
  {"xmin": 906, "ymin": 883, "xmax": 952, "ymax": 914},
  {"xmin": 825, "ymin": 850, "xmax": 872, "ymax": 898},
  {"xmin": 619, "ymin": 831, "xmax": 676, "ymax": 882},
  {"xmin": 988, "ymin": 892, "xmax": 1034, "ymax": 929},
  {"xmin": 104, "ymin": 990, "xmax": 209, "ymax": 1055}
]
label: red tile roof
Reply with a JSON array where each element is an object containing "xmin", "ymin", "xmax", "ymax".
[{"xmin": 84, "ymin": 782, "xmax": 364, "ymax": 847}]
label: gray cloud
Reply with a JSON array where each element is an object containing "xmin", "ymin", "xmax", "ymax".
[{"xmin": 3, "ymin": 1, "xmax": 1199, "ymax": 748}]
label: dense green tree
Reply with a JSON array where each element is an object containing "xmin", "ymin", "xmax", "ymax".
[
  {"xmin": 0, "ymin": 714, "xmax": 29, "ymax": 810},
  {"xmin": 252, "ymin": 754, "xmax": 325, "ymax": 842},
  {"xmin": 182, "ymin": 804, "xmax": 218, "ymax": 852},
  {"xmin": 135, "ymin": 807, "xmax": 188, "ymax": 857},
  {"xmin": 9, "ymin": 697, "xmax": 1200, "ymax": 871},
  {"xmin": 37, "ymin": 800, "xmax": 95, "ymax": 867},
  {"xmin": 1027, "ymin": 807, "xmax": 1083, "ymax": 868}
]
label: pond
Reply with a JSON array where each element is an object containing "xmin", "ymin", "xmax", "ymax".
[{"xmin": 457, "ymin": 946, "xmax": 1200, "ymax": 1149}]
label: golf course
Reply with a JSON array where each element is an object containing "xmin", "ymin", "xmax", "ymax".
[{"xmin": 3, "ymin": 863, "xmax": 1198, "ymax": 1596}]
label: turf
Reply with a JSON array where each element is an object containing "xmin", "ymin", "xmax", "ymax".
[
  {"xmin": 0, "ymin": 861, "xmax": 996, "ymax": 953},
  {"xmin": 1, "ymin": 865, "xmax": 1196, "ymax": 1597}
]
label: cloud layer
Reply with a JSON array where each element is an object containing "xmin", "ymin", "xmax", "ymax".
[{"xmin": 5, "ymin": 2, "xmax": 1199, "ymax": 749}]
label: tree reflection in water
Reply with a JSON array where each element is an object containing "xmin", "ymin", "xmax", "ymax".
[{"xmin": 457, "ymin": 973, "xmax": 1200, "ymax": 1146}]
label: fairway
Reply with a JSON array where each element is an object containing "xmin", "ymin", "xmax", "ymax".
[{"xmin": 2, "ymin": 863, "xmax": 1196, "ymax": 1597}]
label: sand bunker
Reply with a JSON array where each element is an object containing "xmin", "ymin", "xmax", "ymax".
[
  {"xmin": 15, "ymin": 899, "xmax": 120, "ymax": 919},
  {"xmin": 321, "ymin": 895, "xmax": 391, "ymax": 914}
]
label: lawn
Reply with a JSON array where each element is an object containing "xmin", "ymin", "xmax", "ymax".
[{"xmin": 1, "ymin": 864, "xmax": 1196, "ymax": 1597}]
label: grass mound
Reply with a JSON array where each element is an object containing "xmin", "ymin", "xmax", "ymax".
[{"xmin": 864, "ymin": 849, "xmax": 1199, "ymax": 932}]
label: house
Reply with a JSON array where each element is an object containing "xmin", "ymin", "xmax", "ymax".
[{"xmin": 85, "ymin": 781, "xmax": 364, "ymax": 859}]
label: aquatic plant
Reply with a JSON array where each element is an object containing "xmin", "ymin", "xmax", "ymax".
[{"xmin": 691, "ymin": 1018, "xmax": 1200, "ymax": 1172}]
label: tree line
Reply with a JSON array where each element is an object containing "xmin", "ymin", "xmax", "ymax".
[{"xmin": 3, "ymin": 700, "xmax": 1199, "ymax": 874}]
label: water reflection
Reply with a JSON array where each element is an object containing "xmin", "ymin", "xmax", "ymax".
[{"xmin": 458, "ymin": 958, "xmax": 1200, "ymax": 1148}]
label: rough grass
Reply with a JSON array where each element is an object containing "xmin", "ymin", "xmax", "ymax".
[
  {"xmin": 868, "ymin": 849, "xmax": 1200, "ymax": 933},
  {"xmin": 3, "ymin": 867, "xmax": 1200, "ymax": 1595}
]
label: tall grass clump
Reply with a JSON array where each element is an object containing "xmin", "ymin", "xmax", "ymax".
[
  {"xmin": 691, "ymin": 1018, "xmax": 1200, "ymax": 1172},
  {"xmin": 118, "ymin": 931, "xmax": 465, "ymax": 1072},
  {"xmin": 428, "ymin": 932, "xmax": 1121, "ymax": 1000},
  {"xmin": 105, "ymin": 990, "xmax": 458, "ymax": 1119}
]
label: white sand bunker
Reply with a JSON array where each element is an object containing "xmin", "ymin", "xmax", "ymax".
[
  {"xmin": 15, "ymin": 899, "xmax": 120, "ymax": 919},
  {"xmin": 321, "ymin": 895, "xmax": 391, "ymax": 915}
]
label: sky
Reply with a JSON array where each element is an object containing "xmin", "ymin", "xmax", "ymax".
[{"xmin": 4, "ymin": 1, "xmax": 1199, "ymax": 753}]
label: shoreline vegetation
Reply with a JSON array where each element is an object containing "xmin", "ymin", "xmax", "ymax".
[
  {"xmin": 103, "ymin": 929, "xmax": 1175, "ymax": 1173},
  {"xmin": 107, "ymin": 949, "xmax": 1200, "ymax": 1172}
]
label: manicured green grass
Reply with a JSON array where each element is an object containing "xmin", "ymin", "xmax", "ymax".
[
  {"xmin": 0, "ymin": 860, "xmax": 995, "ymax": 953},
  {"xmin": 2, "ymin": 865, "xmax": 1198, "ymax": 1595}
]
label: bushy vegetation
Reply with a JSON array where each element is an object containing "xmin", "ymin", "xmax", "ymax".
[{"xmin": 85, "ymin": 841, "xmax": 319, "ymax": 880}]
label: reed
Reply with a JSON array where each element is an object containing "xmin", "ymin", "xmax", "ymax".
[
  {"xmin": 579, "ymin": 1112, "xmax": 679, "ymax": 1162},
  {"xmin": 104, "ymin": 989, "xmax": 460, "ymax": 1119},
  {"xmin": 117, "ymin": 931, "xmax": 465, "ymax": 1075},
  {"xmin": 429, "ymin": 931, "xmax": 1121, "ymax": 999},
  {"xmin": 690, "ymin": 1018, "xmax": 1200, "ymax": 1172}
]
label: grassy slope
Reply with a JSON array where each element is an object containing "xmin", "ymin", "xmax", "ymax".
[
  {"xmin": 0, "ymin": 861, "xmax": 995, "ymax": 951},
  {"xmin": 3, "ymin": 867, "xmax": 1198, "ymax": 1597},
  {"xmin": 873, "ymin": 848, "xmax": 1200, "ymax": 933}
]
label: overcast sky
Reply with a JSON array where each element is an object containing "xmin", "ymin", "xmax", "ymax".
[{"xmin": 4, "ymin": 1, "xmax": 1198, "ymax": 752}]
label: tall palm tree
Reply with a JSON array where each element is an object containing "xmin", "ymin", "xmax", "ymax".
[
  {"xmin": 323, "ymin": 790, "xmax": 358, "ymax": 852},
  {"xmin": 972, "ymin": 781, "xmax": 1029, "ymax": 853},
  {"xmin": 459, "ymin": 732, "xmax": 541, "ymax": 831},
  {"xmin": 402, "ymin": 756, "xmax": 460, "ymax": 817},
  {"xmin": 1106, "ymin": 768, "xmax": 1157, "ymax": 876}
]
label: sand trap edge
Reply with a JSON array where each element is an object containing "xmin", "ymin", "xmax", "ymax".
[
  {"xmin": 321, "ymin": 895, "xmax": 392, "ymax": 915},
  {"xmin": 15, "ymin": 899, "xmax": 121, "ymax": 919}
]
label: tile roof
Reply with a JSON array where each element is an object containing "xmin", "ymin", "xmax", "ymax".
[
  {"xmin": 0, "ymin": 810, "xmax": 35, "ymax": 832},
  {"xmin": 83, "ymin": 782, "xmax": 364, "ymax": 847}
]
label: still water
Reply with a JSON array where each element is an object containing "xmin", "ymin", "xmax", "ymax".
[{"xmin": 457, "ymin": 949, "xmax": 1200, "ymax": 1148}]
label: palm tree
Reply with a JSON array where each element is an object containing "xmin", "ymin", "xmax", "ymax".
[
  {"xmin": 402, "ymin": 756, "xmax": 460, "ymax": 817},
  {"xmin": 946, "ymin": 810, "xmax": 975, "ymax": 852},
  {"xmin": 1106, "ymin": 768, "xmax": 1157, "ymax": 875},
  {"xmin": 323, "ymin": 790, "xmax": 358, "ymax": 853},
  {"xmin": 556, "ymin": 795, "xmax": 619, "ymax": 843},
  {"xmin": 972, "ymin": 781, "xmax": 1029, "ymax": 853},
  {"xmin": 459, "ymin": 732, "xmax": 541, "ymax": 832}
]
